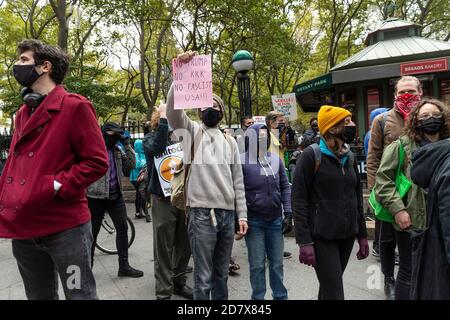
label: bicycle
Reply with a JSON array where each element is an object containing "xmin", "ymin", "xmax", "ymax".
[{"xmin": 95, "ymin": 215, "xmax": 136, "ymax": 254}]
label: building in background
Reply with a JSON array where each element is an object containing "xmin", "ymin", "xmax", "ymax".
[{"xmin": 294, "ymin": 18, "xmax": 450, "ymax": 137}]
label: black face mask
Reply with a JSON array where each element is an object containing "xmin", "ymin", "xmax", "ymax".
[
  {"xmin": 277, "ymin": 123, "xmax": 285, "ymax": 131},
  {"xmin": 418, "ymin": 117, "xmax": 442, "ymax": 135},
  {"xmin": 202, "ymin": 108, "xmax": 222, "ymax": 127},
  {"xmin": 334, "ymin": 126, "xmax": 357, "ymax": 144},
  {"xmin": 13, "ymin": 64, "xmax": 43, "ymax": 88},
  {"xmin": 104, "ymin": 134, "xmax": 120, "ymax": 149}
]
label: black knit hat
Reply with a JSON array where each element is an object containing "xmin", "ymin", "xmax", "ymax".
[{"xmin": 101, "ymin": 122, "xmax": 124, "ymax": 135}]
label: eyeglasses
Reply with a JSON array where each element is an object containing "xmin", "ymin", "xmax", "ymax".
[{"xmin": 418, "ymin": 113, "xmax": 443, "ymax": 121}]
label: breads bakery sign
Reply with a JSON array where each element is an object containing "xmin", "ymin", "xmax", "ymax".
[{"xmin": 400, "ymin": 58, "xmax": 448, "ymax": 76}]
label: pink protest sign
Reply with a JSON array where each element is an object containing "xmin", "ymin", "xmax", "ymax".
[{"xmin": 172, "ymin": 54, "xmax": 213, "ymax": 110}]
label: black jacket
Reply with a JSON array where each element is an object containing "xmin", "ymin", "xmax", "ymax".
[
  {"xmin": 142, "ymin": 118, "xmax": 169, "ymax": 198},
  {"xmin": 291, "ymin": 144, "xmax": 367, "ymax": 244},
  {"xmin": 410, "ymin": 138, "xmax": 450, "ymax": 299}
]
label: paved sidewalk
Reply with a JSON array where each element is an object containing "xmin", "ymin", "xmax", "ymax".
[{"xmin": 0, "ymin": 204, "xmax": 385, "ymax": 300}]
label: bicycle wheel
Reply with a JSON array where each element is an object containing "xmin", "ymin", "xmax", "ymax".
[{"xmin": 95, "ymin": 216, "xmax": 136, "ymax": 255}]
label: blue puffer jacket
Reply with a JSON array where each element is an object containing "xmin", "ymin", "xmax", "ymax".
[
  {"xmin": 130, "ymin": 139, "xmax": 147, "ymax": 182},
  {"xmin": 240, "ymin": 123, "xmax": 292, "ymax": 221}
]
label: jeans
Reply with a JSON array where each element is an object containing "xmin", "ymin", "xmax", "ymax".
[
  {"xmin": 12, "ymin": 222, "xmax": 97, "ymax": 300},
  {"xmin": 88, "ymin": 195, "xmax": 129, "ymax": 267},
  {"xmin": 380, "ymin": 221, "xmax": 397, "ymax": 278},
  {"xmin": 152, "ymin": 196, "xmax": 191, "ymax": 299},
  {"xmin": 245, "ymin": 216, "xmax": 287, "ymax": 300},
  {"xmin": 188, "ymin": 208, "xmax": 235, "ymax": 300},
  {"xmin": 395, "ymin": 230, "xmax": 412, "ymax": 300},
  {"xmin": 313, "ymin": 237, "xmax": 355, "ymax": 300}
]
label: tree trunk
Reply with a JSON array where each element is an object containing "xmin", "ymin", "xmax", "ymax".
[{"xmin": 49, "ymin": 0, "xmax": 69, "ymax": 51}]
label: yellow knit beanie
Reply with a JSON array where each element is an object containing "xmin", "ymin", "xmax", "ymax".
[{"xmin": 318, "ymin": 105, "xmax": 352, "ymax": 135}]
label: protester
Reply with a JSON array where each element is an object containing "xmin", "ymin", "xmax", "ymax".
[
  {"xmin": 302, "ymin": 117, "xmax": 320, "ymax": 147},
  {"xmin": 166, "ymin": 50, "xmax": 248, "ymax": 300},
  {"xmin": 87, "ymin": 122, "xmax": 144, "ymax": 278},
  {"xmin": 241, "ymin": 123, "xmax": 292, "ymax": 300},
  {"xmin": 280, "ymin": 119, "xmax": 297, "ymax": 152},
  {"xmin": 364, "ymin": 108, "xmax": 389, "ymax": 157},
  {"xmin": 367, "ymin": 75, "xmax": 423, "ymax": 300},
  {"xmin": 143, "ymin": 103, "xmax": 193, "ymax": 300},
  {"xmin": 363, "ymin": 107, "xmax": 389, "ymax": 259},
  {"xmin": 130, "ymin": 139, "xmax": 151, "ymax": 222},
  {"xmin": 410, "ymin": 123, "xmax": 450, "ymax": 299},
  {"xmin": 223, "ymin": 127, "xmax": 234, "ymax": 136},
  {"xmin": 292, "ymin": 105, "xmax": 369, "ymax": 300},
  {"xmin": 241, "ymin": 116, "xmax": 255, "ymax": 131},
  {"xmin": 373, "ymin": 98, "xmax": 449, "ymax": 300},
  {"xmin": 0, "ymin": 39, "xmax": 108, "ymax": 299},
  {"xmin": 266, "ymin": 111, "xmax": 285, "ymax": 161}
]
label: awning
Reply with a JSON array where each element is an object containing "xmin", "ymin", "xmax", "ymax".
[{"xmin": 293, "ymin": 73, "xmax": 332, "ymax": 96}]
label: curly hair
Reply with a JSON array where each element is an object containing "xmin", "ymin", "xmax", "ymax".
[
  {"xmin": 18, "ymin": 39, "xmax": 69, "ymax": 84},
  {"xmin": 405, "ymin": 98, "xmax": 450, "ymax": 143},
  {"xmin": 150, "ymin": 110, "xmax": 160, "ymax": 131}
]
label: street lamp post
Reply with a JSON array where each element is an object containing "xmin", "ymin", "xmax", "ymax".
[{"xmin": 232, "ymin": 50, "xmax": 254, "ymax": 124}]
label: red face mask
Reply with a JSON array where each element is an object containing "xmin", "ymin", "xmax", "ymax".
[{"xmin": 394, "ymin": 93, "xmax": 421, "ymax": 120}]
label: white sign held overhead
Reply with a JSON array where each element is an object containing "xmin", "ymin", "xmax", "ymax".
[{"xmin": 271, "ymin": 93, "xmax": 298, "ymax": 121}]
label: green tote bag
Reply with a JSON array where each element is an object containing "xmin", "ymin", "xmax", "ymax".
[{"xmin": 369, "ymin": 141, "xmax": 412, "ymax": 223}]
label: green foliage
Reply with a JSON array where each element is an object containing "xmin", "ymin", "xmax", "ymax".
[{"xmin": 0, "ymin": 0, "xmax": 449, "ymax": 129}]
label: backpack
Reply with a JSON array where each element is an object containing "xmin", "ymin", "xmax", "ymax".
[
  {"xmin": 378, "ymin": 111, "xmax": 389, "ymax": 149},
  {"xmin": 310, "ymin": 143, "xmax": 355, "ymax": 174},
  {"xmin": 170, "ymin": 129, "xmax": 202, "ymax": 211},
  {"xmin": 136, "ymin": 165, "xmax": 148, "ymax": 185}
]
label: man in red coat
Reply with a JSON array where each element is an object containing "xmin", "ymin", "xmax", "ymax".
[{"xmin": 0, "ymin": 39, "xmax": 108, "ymax": 299}]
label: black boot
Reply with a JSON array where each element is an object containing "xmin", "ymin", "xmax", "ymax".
[
  {"xmin": 118, "ymin": 262, "xmax": 144, "ymax": 278},
  {"xmin": 174, "ymin": 284, "xmax": 193, "ymax": 300},
  {"xmin": 384, "ymin": 276, "xmax": 395, "ymax": 300}
]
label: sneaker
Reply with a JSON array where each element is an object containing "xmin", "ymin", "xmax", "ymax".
[
  {"xmin": 135, "ymin": 212, "xmax": 145, "ymax": 219},
  {"xmin": 229, "ymin": 260, "xmax": 240, "ymax": 275},
  {"xmin": 174, "ymin": 284, "xmax": 193, "ymax": 300},
  {"xmin": 145, "ymin": 214, "xmax": 152, "ymax": 223},
  {"xmin": 283, "ymin": 251, "xmax": 292, "ymax": 259},
  {"xmin": 118, "ymin": 265, "xmax": 144, "ymax": 278},
  {"xmin": 372, "ymin": 247, "xmax": 380, "ymax": 258}
]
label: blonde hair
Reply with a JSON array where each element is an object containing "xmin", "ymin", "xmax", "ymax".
[
  {"xmin": 395, "ymin": 76, "xmax": 422, "ymax": 94},
  {"xmin": 150, "ymin": 110, "xmax": 160, "ymax": 130},
  {"xmin": 265, "ymin": 111, "xmax": 284, "ymax": 127}
]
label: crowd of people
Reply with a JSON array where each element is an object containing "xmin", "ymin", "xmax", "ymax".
[{"xmin": 0, "ymin": 41, "xmax": 449, "ymax": 301}]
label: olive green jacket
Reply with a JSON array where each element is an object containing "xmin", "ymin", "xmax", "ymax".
[{"xmin": 373, "ymin": 135, "xmax": 426, "ymax": 231}]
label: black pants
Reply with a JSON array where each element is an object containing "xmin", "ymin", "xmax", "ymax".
[
  {"xmin": 88, "ymin": 195, "xmax": 129, "ymax": 266},
  {"xmin": 373, "ymin": 219, "xmax": 381, "ymax": 251},
  {"xmin": 380, "ymin": 221, "xmax": 397, "ymax": 277},
  {"xmin": 395, "ymin": 230, "xmax": 412, "ymax": 300},
  {"xmin": 313, "ymin": 238, "xmax": 355, "ymax": 300},
  {"xmin": 131, "ymin": 181, "xmax": 148, "ymax": 216}
]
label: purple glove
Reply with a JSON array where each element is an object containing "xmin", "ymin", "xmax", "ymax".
[
  {"xmin": 298, "ymin": 244, "xmax": 316, "ymax": 267},
  {"xmin": 357, "ymin": 238, "xmax": 369, "ymax": 260}
]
